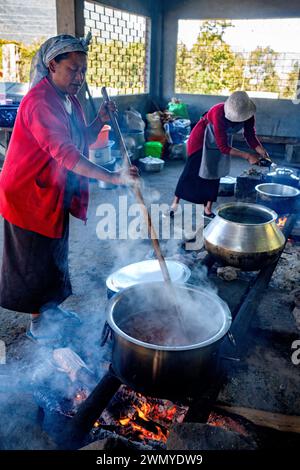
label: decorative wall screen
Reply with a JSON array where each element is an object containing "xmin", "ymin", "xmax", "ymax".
[{"xmin": 84, "ymin": 1, "xmax": 151, "ymax": 96}]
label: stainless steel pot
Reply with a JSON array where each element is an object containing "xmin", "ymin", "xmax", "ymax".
[
  {"xmin": 204, "ymin": 202, "xmax": 285, "ymax": 271},
  {"xmin": 255, "ymin": 183, "xmax": 300, "ymax": 214},
  {"xmin": 104, "ymin": 282, "xmax": 232, "ymax": 398}
]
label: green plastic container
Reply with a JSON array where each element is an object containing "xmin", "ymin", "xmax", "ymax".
[{"xmin": 144, "ymin": 141, "xmax": 163, "ymax": 158}]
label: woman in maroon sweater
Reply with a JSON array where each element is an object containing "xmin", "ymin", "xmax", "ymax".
[
  {"xmin": 0, "ymin": 34, "xmax": 138, "ymax": 344},
  {"xmin": 169, "ymin": 91, "xmax": 269, "ymax": 218}
]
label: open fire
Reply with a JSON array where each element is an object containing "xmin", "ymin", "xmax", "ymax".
[
  {"xmin": 276, "ymin": 216, "xmax": 288, "ymax": 229},
  {"xmin": 207, "ymin": 410, "xmax": 249, "ymax": 437},
  {"xmin": 91, "ymin": 385, "xmax": 188, "ymax": 448}
]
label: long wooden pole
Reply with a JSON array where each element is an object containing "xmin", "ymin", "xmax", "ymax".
[
  {"xmin": 101, "ymin": 87, "xmax": 171, "ymax": 283},
  {"xmin": 101, "ymin": 88, "xmax": 192, "ymax": 338}
]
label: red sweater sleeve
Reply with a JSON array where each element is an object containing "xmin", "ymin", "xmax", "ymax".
[
  {"xmin": 24, "ymin": 99, "xmax": 82, "ymax": 171},
  {"xmin": 208, "ymin": 105, "xmax": 232, "ymax": 155},
  {"xmin": 243, "ymin": 116, "xmax": 261, "ymax": 150}
]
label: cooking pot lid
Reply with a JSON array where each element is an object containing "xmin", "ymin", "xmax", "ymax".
[{"xmin": 106, "ymin": 259, "xmax": 191, "ymax": 292}]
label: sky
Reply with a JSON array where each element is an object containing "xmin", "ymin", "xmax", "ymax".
[{"xmin": 178, "ymin": 18, "xmax": 300, "ymax": 55}]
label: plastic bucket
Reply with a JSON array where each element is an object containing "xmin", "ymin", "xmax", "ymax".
[
  {"xmin": 89, "ymin": 140, "xmax": 115, "ymax": 165},
  {"xmin": 144, "ymin": 141, "xmax": 163, "ymax": 158},
  {"xmin": 90, "ymin": 125, "xmax": 111, "ymax": 149}
]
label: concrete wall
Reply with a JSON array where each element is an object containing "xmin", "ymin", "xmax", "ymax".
[
  {"xmin": 161, "ymin": 0, "xmax": 300, "ymax": 138},
  {"xmin": 0, "ymin": 0, "xmax": 57, "ymax": 44},
  {"xmin": 75, "ymin": 0, "xmax": 163, "ymax": 118}
]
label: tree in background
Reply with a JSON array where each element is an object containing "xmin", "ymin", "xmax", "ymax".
[
  {"xmin": 175, "ymin": 22, "xmax": 300, "ymax": 98},
  {"xmin": 247, "ymin": 46, "xmax": 280, "ymax": 94},
  {"xmin": 282, "ymin": 62, "xmax": 299, "ymax": 99},
  {"xmin": 176, "ymin": 20, "xmax": 245, "ymax": 95}
]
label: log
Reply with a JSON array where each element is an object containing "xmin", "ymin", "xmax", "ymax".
[{"xmin": 215, "ymin": 404, "xmax": 300, "ymax": 434}]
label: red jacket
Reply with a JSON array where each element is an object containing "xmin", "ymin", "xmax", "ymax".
[
  {"xmin": 0, "ymin": 78, "xmax": 89, "ymax": 238},
  {"xmin": 187, "ymin": 102, "xmax": 261, "ymax": 156}
]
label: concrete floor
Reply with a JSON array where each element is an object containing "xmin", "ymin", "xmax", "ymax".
[
  {"xmin": 0, "ymin": 156, "xmax": 252, "ymax": 358},
  {"xmin": 0, "ymin": 154, "xmax": 289, "ymax": 358},
  {"xmin": 0, "ymin": 154, "xmax": 300, "ymax": 450}
]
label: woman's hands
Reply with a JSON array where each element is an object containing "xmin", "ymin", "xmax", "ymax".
[
  {"xmin": 255, "ymin": 145, "xmax": 269, "ymax": 159},
  {"xmin": 244, "ymin": 152, "xmax": 260, "ymax": 165},
  {"xmin": 98, "ymin": 100, "xmax": 117, "ymax": 123},
  {"xmin": 111, "ymin": 165, "xmax": 140, "ymax": 185},
  {"xmin": 245, "ymin": 146, "xmax": 272, "ymax": 166}
]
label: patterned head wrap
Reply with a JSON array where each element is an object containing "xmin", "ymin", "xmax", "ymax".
[{"xmin": 29, "ymin": 32, "xmax": 92, "ymax": 89}]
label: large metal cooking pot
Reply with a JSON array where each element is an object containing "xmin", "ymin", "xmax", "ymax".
[
  {"xmin": 255, "ymin": 182, "xmax": 300, "ymax": 214},
  {"xmin": 204, "ymin": 202, "xmax": 285, "ymax": 271},
  {"xmin": 103, "ymin": 282, "xmax": 232, "ymax": 398}
]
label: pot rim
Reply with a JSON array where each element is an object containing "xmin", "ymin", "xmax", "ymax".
[
  {"xmin": 215, "ymin": 202, "xmax": 278, "ymax": 226},
  {"xmin": 105, "ymin": 282, "xmax": 232, "ymax": 351},
  {"xmin": 255, "ymin": 183, "xmax": 300, "ymax": 198}
]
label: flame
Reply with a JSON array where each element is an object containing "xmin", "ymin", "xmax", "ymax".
[
  {"xmin": 119, "ymin": 417, "xmax": 131, "ymax": 426},
  {"xmin": 93, "ymin": 385, "xmax": 188, "ymax": 445},
  {"xmin": 277, "ymin": 216, "xmax": 287, "ymax": 228},
  {"xmin": 134, "ymin": 402, "xmax": 151, "ymax": 421},
  {"xmin": 118, "ymin": 401, "xmax": 170, "ymax": 443},
  {"xmin": 74, "ymin": 390, "xmax": 88, "ymax": 403}
]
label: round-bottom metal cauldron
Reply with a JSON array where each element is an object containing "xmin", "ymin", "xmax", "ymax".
[
  {"xmin": 204, "ymin": 202, "xmax": 285, "ymax": 271},
  {"xmin": 104, "ymin": 282, "xmax": 232, "ymax": 398}
]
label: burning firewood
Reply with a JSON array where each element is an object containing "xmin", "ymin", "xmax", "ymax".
[{"xmin": 217, "ymin": 266, "xmax": 240, "ymax": 281}]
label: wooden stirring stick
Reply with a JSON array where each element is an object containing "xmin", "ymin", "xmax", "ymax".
[
  {"xmin": 101, "ymin": 87, "xmax": 188, "ymax": 335},
  {"xmin": 101, "ymin": 87, "xmax": 172, "ymax": 282}
]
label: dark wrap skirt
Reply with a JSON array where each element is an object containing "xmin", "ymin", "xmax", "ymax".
[
  {"xmin": 175, "ymin": 149, "xmax": 220, "ymax": 204},
  {"xmin": 0, "ymin": 216, "xmax": 72, "ymax": 313}
]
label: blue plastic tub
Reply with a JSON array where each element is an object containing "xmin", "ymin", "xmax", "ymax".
[{"xmin": 0, "ymin": 104, "xmax": 19, "ymax": 127}]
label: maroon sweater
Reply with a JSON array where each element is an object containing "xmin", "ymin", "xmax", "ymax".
[
  {"xmin": 187, "ymin": 102, "xmax": 260, "ymax": 156},
  {"xmin": 0, "ymin": 78, "xmax": 89, "ymax": 238}
]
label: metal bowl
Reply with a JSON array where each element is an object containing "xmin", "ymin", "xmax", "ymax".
[{"xmin": 139, "ymin": 157, "xmax": 164, "ymax": 172}]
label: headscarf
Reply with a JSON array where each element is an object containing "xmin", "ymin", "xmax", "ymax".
[{"xmin": 29, "ymin": 32, "xmax": 92, "ymax": 89}]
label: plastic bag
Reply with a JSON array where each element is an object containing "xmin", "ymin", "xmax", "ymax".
[
  {"xmin": 167, "ymin": 98, "xmax": 189, "ymax": 119},
  {"xmin": 164, "ymin": 119, "xmax": 191, "ymax": 144},
  {"xmin": 123, "ymin": 107, "xmax": 145, "ymax": 131},
  {"xmin": 146, "ymin": 111, "xmax": 164, "ymax": 131}
]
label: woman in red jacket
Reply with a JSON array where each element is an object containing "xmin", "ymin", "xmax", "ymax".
[
  {"xmin": 0, "ymin": 34, "xmax": 138, "ymax": 344},
  {"xmin": 169, "ymin": 91, "xmax": 269, "ymax": 218}
]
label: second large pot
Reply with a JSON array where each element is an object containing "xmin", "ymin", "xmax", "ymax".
[
  {"xmin": 104, "ymin": 282, "xmax": 231, "ymax": 398},
  {"xmin": 255, "ymin": 183, "xmax": 300, "ymax": 214},
  {"xmin": 204, "ymin": 202, "xmax": 285, "ymax": 271}
]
